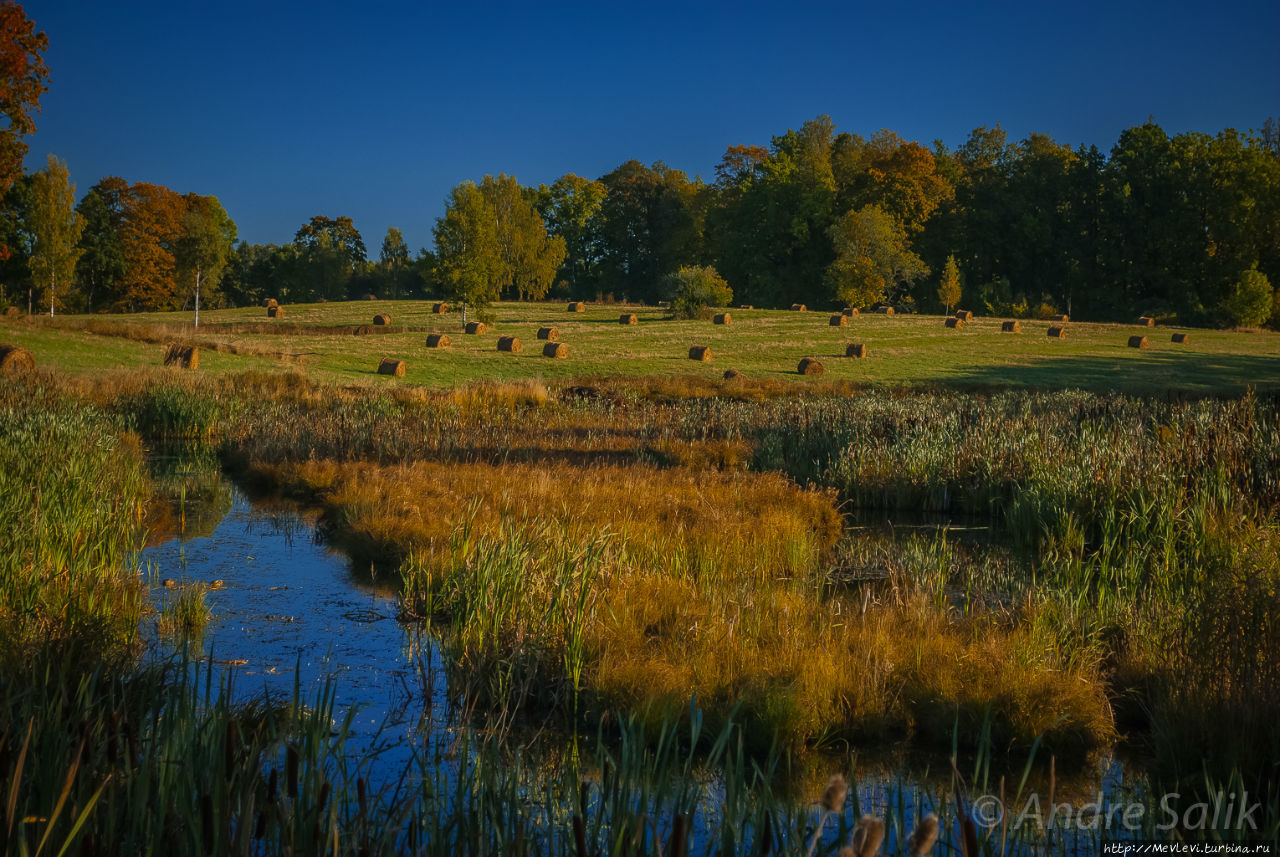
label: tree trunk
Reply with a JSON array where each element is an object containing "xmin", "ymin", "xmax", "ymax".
[
  {"xmin": 195, "ymin": 270, "xmax": 202, "ymax": 328},
  {"xmin": 48, "ymin": 272, "xmax": 55, "ymax": 317}
]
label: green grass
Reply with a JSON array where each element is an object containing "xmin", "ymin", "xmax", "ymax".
[{"xmin": 4, "ymin": 299, "xmax": 1278, "ymax": 392}]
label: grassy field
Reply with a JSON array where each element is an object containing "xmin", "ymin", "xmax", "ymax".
[{"xmin": 3, "ymin": 299, "xmax": 1278, "ymax": 392}]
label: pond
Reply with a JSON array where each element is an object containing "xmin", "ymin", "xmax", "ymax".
[{"xmin": 136, "ymin": 462, "xmax": 1174, "ymax": 854}]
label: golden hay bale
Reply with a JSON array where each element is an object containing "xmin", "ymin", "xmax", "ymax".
[
  {"xmin": 267, "ymin": 305, "xmax": 283, "ymax": 318},
  {"xmin": 432, "ymin": 302, "xmax": 448, "ymax": 314},
  {"xmin": 3, "ymin": 306, "xmax": 20, "ymax": 318},
  {"xmin": 1137, "ymin": 316, "xmax": 1155, "ymax": 327},
  {"xmin": 739, "ymin": 304, "xmax": 753, "ymax": 310},
  {"xmin": 264, "ymin": 298, "xmax": 278, "ymax": 309},
  {"xmin": 797, "ymin": 356, "xmax": 824, "ymax": 375},
  {"xmin": 163, "ymin": 343, "xmax": 199, "ymax": 369},
  {"xmin": 846, "ymin": 343, "xmax": 868, "ymax": 358},
  {"xmin": 955, "ymin": 310, "xmax": 974, "ymax": 321},
  {"xmin": 688, "ymin": 345, "xmax": 712, "ymax": 362},
  {"xmin": 537, "ymin": 326, "xmax": 558, "ymax": 340},
  {"xmin": 1047, "ymin": 326, "xmax": 1067, "ymax": 338},
  {"xmin": 843, "ymin": 307, "xmax": 859, "ymax": 317},
  {"xmin": 829, "ymin": 314, "xmax": 848, "ymax": 326},
  {"xmin": 723, "ymin": 368, "xmax": 744, "ymax": 380},
  {"xmin": 497, "ymin": 335, "xmax": 523, "ymax": 353},
  {"xmin": 713, "ymin": 313, "xmax": 732, "ymax": 325},
  {"xmin": 373, "ymin": 313, "xmax": 391, "ymax": 325},
  {"xmin": 1001, "ymin": 320, "xmax": 1021, "ymax": 333},
  {"xmin": 876, "ymin": 306, "xmax": 895, "ymax": 315},
  {"xmin": 542, "ymin": 342, "xmax": 568, "ymax": 358},
  {"xmin": 364, "ymin": 294, "xmax": 378, "ymax": 301},
  {"xmin": 945, "ymin": 317, "xmax": 964, "ymax": 329},
  {"xmin": 465, "ymin": 321, "xmax": 487, "ymax": 335},
  {"xmin": 1128, "ymin": 335, "xmax": 1149, "ymax": 349},
  {"xmin": 1171, "ymin": 332, "xmax": 1190, "ymax": 344},
  {"xmin": 790, "ymin": 303, "xmax": 807, "ymax": 311},
  {"xmin": 1053, "ymin": 314, "xmax": 1069, "ymax": 322},
  {"xmin": 425, "ymin": 333, "xmax": 451, "ymax": 348},
  {"xmin": 619, "ymin": 313, "xmax": 638, "ymax": 325},
  {"xmin": 0, "ymin": 343, "xmax": 35, "ymax": 373},
  {"xmin": 377, "ymin": 358, "xmax": 406, "ymax": 377},
  {"xmin": 353, "ymin": 324, "xmax": 375, "ymax": 335},
  {"xmin": 567, "ymin": 301, "xmax": 586, "ymax": 312}
]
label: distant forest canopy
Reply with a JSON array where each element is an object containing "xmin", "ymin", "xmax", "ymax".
[{"xmin": 4, "ymin": 115, "xmax": 1280, "ymax": 327}]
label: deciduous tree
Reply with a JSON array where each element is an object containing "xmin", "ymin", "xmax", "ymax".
[
  {"xmin": 379, "ymin": 226, "xmax": 409, "ymax": 299},
  {"xmin": 536, "ymin": 173, "xmax": 606, "ymax": 296},
  {"xmin": 0, "ymin": 2, "xmax": 48, "ymax": 202},
  {"xmin": 479, "ymin": 174, "xmax": 565, "ymax": 301},
  {"xmin": 175, "ymin": 194, "xmax": 236, "ymax": 325},
  {"xmin": 433, "ymin": 181, "xmax": 501, "ymax": 319},
  {"xmin": 826, "ymin": 204, "xmax": 927, "ymax": 308},
  {"xmin": 26, "ymin": 154, "xmax": 83, "ymax": 316},
  {"xmin": 937, "ymin": 254, "xmax": 961, "ymax": 313},
  {"xmin": 74, "ymin": 176, "xmax": 128, "ymax": 311}
]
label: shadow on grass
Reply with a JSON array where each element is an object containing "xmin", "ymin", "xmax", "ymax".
[{"xmin": 943, "ymin": 350, "xmax": 1280, "ymax": 395}]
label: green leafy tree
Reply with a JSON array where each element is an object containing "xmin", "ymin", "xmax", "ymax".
[
  {"xmin": 535, "ymin": 173, "xmax": 606, "ymax": 296},
  {"xmin": 597, "ymin": 160, "xmax": 702, "ymax": 303},
  {"xmin": 826, "ymin": 204, "xmax": 927, "ymax": 308},
  {"xmin": 433, "ymin": 181, "xmax": 501, "ymax": 320},
  {"xmin": 175, "ymin": 194, "xmax": 236, "ymax": 326},
  {"xmin": 293, "ymin": 215, "xmax": 366, "ymax": 301},
  {"xmin": 478, "ymin": 174, "xmax": 565, "ymax": 301},
  {"xmin": 74, "ymin": 176, "xmax": 128, "ymax": 311},
  {"xmin": 379, "ymin": 226, "xmax": 410, "ymax": 299},
  {"xmin": 663, "ymin": 265, "xmax": 732, "ymax": 318},
  {"xmin": 0, "ymin": 2, "xmax": 48, "ymax": 204},
  {"xmin": 26, "ymin": 154, "xmax": 84, "ymax": 316},
  {"xmin": 937, "ymin": 254, "xmax": 961, "ymax": 313},
  {"xmin": 1220, "ymin": 268, "xmax": 1273, "ymax": 327}
]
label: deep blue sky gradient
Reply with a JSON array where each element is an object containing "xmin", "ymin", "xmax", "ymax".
[{"xmin": 21, "ymin": 1, "xmax": 1280, "ymax": 252}]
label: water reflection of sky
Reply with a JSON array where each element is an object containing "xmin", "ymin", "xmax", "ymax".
[{"xmin": 141, "ymin": 487, "xmax": 449, "ymax": 771}]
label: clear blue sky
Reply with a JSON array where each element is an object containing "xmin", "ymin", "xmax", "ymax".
[{"xmin": 21, "ymin": 0, "xmax": 1280, "ymax": 253}]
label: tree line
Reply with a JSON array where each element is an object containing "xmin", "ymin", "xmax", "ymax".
[{"xmin": 1, "ymin": 0, "xmax": 1276, "ymax": 328}]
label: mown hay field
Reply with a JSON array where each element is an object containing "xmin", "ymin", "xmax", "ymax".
[{"xmin": 3, "ymin": 300, "xmax": 1278, "ymax": 393}]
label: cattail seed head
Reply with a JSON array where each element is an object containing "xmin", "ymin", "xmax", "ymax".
[
  {"xmin": 822, "ymin": 774, "xmax": 848, "ymax": 813},
  {"xmin": 852, "ymin": 817, "xmax": 885, "ymax": 857},
  {"xmin": 906, "ymin": 814, "xmax": 939, "ymax": 855}
]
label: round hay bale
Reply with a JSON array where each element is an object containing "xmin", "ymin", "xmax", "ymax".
[
  {"xmin": 465, "ymin": 321, "xmax": 487, "ymax": 335},
  {"xmin": 723, "ymin": 368, "xmax": 744, "ymax": 380},
  {"xmin": 1052, "ymin": 314, "xmax": 1069, "ymax": 322},
  {"xmin": 497, "ymin": 335, "xmax": 523, "ymax": 353},
  {"xmin": 432, "ymin": 302, "xmax": 448, "ymax": 314},
  {"xmin": 364, "ymin": 294, "xmax": 378, "ymax": 301},
  {"xmin": 267, "ymin": 305, "xmax": 283, "ymax": 318},
  {"xmin": 377, "ymin": 358, "xmax": 406, "ymax": 377},
  {"xmin": 688, "ymin": 345, "xmax": 712, "ymax": 362},
  {"xmin": 0, "ymin": 343, "xmax": 35, "ymax": 373},
  {"xmin": 955, "ymin": 310, "xmax": 974, "ymax": 321},
  {"xmin": 373, "ymin": 313, "xmax": 391, "ymax": 325},
  {"xmin": 1137, "ymin": 316, "xmax": 1155, "ymax": 327},
  {"xmin": 1001, "ymin": 320, "xmax": 1021, "ymax": 333},
  {"xmin": 1127, "ymin": 335, "xmax": 1149, "ymax": 349},
  {"xmin": 1171, "ymin": 332, "xmax": 1190, "ymax": 344},
  {"xmin": 876, "ymin": 306, "xmax": 895, "ymax": 315},
  {"xmin": 537, "ymin": 326, "xmax": 558, "ymax": 340},
  {"xmin": 843, "ymin": 307, "xmax": 859, "ymax": 317},
  {"xmin": 542, "ymin": 342, "xmax": 568, "ymax": 358},
  {"xmin": 568, "ymin": 301, "xmax": 586, "ymax": 312},
  {"xmin": 829, "ymin": 314, "xmax": 848, "ymax": 327},
  {"xmin": 425, "ymin": 333, "xmax": 451, "ymax": 348},
  {"xmin": 264, "ymin": 298, "xmax": 278, "ymax": 309},
  {"xmin": 713, "ymin": 313, "xmax": 732, "ymax": 325},
  {"xmin": 619, "ymin": 313, "xmax": 638, "ymax": 325},
  {"xmin": 945, "ymin": 317, "xmax": 964, "ymax": 329},
  {"xmin": 163, "ymin": 343, "xmax": 199, "ymax": 369},
  {"xmin": 797, "ymin": 356, "xmax": 824, "ymax": 375},
  {"xmin": 790, "ymin": 303, "xmax": 807, "ymax": 312},
  {"xmin": 1047, "ymin": 326, "xmax": 1067, "ymax": 338},
  {"xmin": 739, "ymin": 304, "xmax": 753, "ymax": 310},
  {"xmin": 353, "ymin": 324, "xmax": 375, "ymax": 335},
  {"xmin": 845, "ymin": 343, "xmax": 868, "ymax": 358}
]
